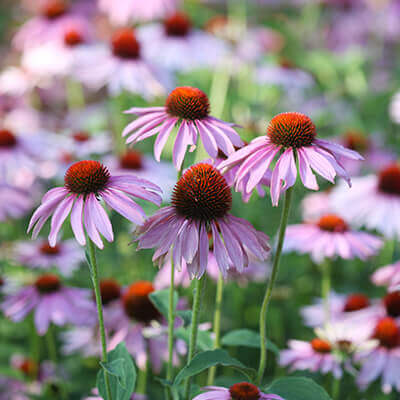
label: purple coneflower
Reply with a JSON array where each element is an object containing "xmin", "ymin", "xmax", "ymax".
[
  {"xmin": 219, "ymin": 112, "xmax": 363, "ymax": 205},
  {"xmin": 28, "ymin": 160, "xmax": 162, "ymax": 249},
  {"xmin": 14, "ymin": 239, "xmax": 84, "ymax": 276},
  {"xmin": 192, "ymin": 382, "xmax": 284, "ymax": 400},
  {"xmin": 136, "ymin": 163, "xmax": 270, "ymax": 278},
  {"xmin": 0, "ymin": 182, "xmax": 33, "ymax": 221},
  {"xmin": 283, "ymin": 214, "xmax": 382, "ymax": 263},
  {"xmin": 372, "ymin": 261, "xmax": 400, "ymax": 292},
  {"xmin": 64, "ymin": 130, "xmax": 111, "ymax": 158},
  {"xmin": 1, "ymin": 274, "xmax": 94, "ymax": 335},
  {"xmin": 332, "ymin": 163, "xmax": 400, "ymax": 240},
  {"xmin": 137, "ymin": 12, "xmax": 228, "ymax": 72},
  {"xmin": 98, "ymin": 0, "xmax": 177, "ymax": 25},
  {"xmin": 122, "ymin": 86, "xmax": 243, "ymax": 170}
]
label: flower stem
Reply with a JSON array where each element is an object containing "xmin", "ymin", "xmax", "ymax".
[
  {"xmin": 321, "ymin": 258, "xmax": 331, "ymax": 325},
  {"xmin": 87, "ymin": 239, "xmax": 112, "ymax": 400},
  {"xmin": 45, "ymin": 324, "xmax": 57, "ymax": 364},
  {"xmin": 331, "ymin": 376, "xmax": 340, "ymax": 399},
  {"xmin": 207, "ymin": 272, "xmax": 224, "ymax": 386},
  {"xmin": 184, "ymin": 275, "xmax": 206, "ymax": 400},
  {"xmin": 166, "ymin": 257, "xmax": 176, "ymax": 400},
  {"xmin": 257, "ymin": 186, "xmax": 294, "ymax": 385}
]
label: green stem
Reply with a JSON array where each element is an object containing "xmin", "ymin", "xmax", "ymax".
[
  {"xmin": 45, "ymin": 324, "xmax": 57, "ymax": 364},
  {"xmin": 207, "ymin": 273, "xmax": 224, "ymax": 386},
  {"xmin": 184, "ymin": 275, "xmax": 206, "ymax": 400},
  {"xmin": 331, "ymin": 376, "xmax": 340, "ymax": 400},
  {"xmin": 166, "ymin": 256, "xmax": 176, "ymax": 400},
  {"xmin": 321, "ymin": 258, "xmax": 331, "ymax": 325},
  {"xmin": 87, "ymin": 239, "xmax": 112, "ymax": 400},
  {"xmin": 257, "ymin": 186, "xmax": 294, "ymax": 385},
  {"xmin": 136, "ymin": 362, "xmax": 148, "ymax": 395}
]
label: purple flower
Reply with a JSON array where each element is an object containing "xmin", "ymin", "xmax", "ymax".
[
  {"xmin": 136, "ymin": 163, "xmax": 270, "ymax": 279},
  {"xmin": 192, "ymin": 382, "xmax": 284, "ymax": 400},
  {"xmin": 0, "ymin": 183, "xmax": 33, "ymax": 221},
  {"xmin": 301, "ymin": 191, "xmax": 333, "ymax": 222},
  {"xmin": 219, "ymin": 112, "xmax": 363, "ymax": 206},
  {"xmin": 283, "ymin": 214, "xmax": 382, "ymax": 263},
  {"xmin": 1, "ymin": 274, "xmax": 95, "ymax": 335},
  {"xmin": 372, "ymin": 261, "xmax": 400, "ymax": 292},
  {"xmin": 98, "ymin": 0, "xmax": 177, "ymax": 25},
  {"xmin": 122, "ymin": 87, "xmax": 243, "ymax": 170},
  {"xmin": 332, "ymin": 164, "xmax": 400, "ymax": 240},
  {"xmin": 14, "ymin": 239, "xmax": 84, "ymax": 276},
  {"xmin": 28, "ymin": 160, "xmax": 162, "ymax": 249},
  {"xmin": 85, "ymin": 387, "xmax": 146, "ymax": 400}
]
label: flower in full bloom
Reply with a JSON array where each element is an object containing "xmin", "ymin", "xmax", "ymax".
[
  {"xmin": 137, "ymin": 12, "xmax": 228, "ymax": 72},
  {"xmin": 301, "ymin": 190, "xmax": 333, "ymax": 222},
  {"xmin": 372, "ymin": 261, "xmax": 400, "ymax": 292},
  {"xmin": 136, "ymin": 163, "xmax": 270, "ymax": 278},
  {"xmin": 104, "ymin": 150, "xmax": 176, "ymax": 202},
  {"xmin": 98, "ymin": 0, "xmax": 177, "ymax": 25},
  {"xmin": 219, "ymin": 112, "xmax": 363, "ymax": 205},
  {"xmin": 0, "ymin": 182, "xmax": 33, "ymax": 221},
  {"xmin": 13, "ymin": 0, "xmax": 91, "ymax": 50},
  {"xmin": 28, "ymin": 160, "xmax": 162, "ymax": 249},
  {"xmin": 14, "ymin": 239, "xmax": 84, "ymax": 276},
  {"xmin": 192, "ymin": 382, "xmax": 284, "ymax": 400},
  {"xmin": 63, "ymin": 130, "xmax": 111, "ymax": 158},
  {"xmin": 105, "ymin": 281, "xmax": 185, "ymax": 372},
  {"xmin": 332, "ymin": 163, "xmax": 400, "ymax": 240},
  {"xmin": 1, "ymin": 274, "xmax": 95, "ymax": 334},
  {"xmin": 356, "ymin": 317, "xmax": 400, "ymax": 393},
  {"xmin": 123, "ymin": 87, "xmax": 243, "ymax": 170},
  {"xmin": 283, "ymin": 214, "xmax": 382, "ymax": 263},
  {"xmin": 74, "ymin": 28, "xmax": 172, "ymax": 98}
]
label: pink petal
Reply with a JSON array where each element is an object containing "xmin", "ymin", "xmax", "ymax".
[
  {"xmin": 48, "ymin": 195, "xmax": 75, "ymax": 247},
  {"xmin": 84, "ymin": 196, "xmax": 104, "ymax": 249},
  {"xmin": 88, "ymin": 193, "xmax": 114, "ymax": 242},
  {"xmin": 70, "ymin": 195, "xmax": 86, "ymax": 246},
  {"xmin": 297, "ymin": 147, "xmax": 319, "ymax": 190},
  {"xmin": 154, "ymin": 118, "xmax": 178, "ymax": 162}
]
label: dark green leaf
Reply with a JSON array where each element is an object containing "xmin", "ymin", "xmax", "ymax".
[
  {"xmin": 175, "ymin": 327, "xmax": 213, "ymax": 351},
  {"xmin": 266, "ymin": 377, "xmax": 332, "ymax": 400},
  {"xmin": 149, "ymin": 289, "xmax": 178, "ymax": 320},
  {"xmin": 176, "ymin": 310, "xmax": 192, "ymax": 326},
  {"xmin": 221, "ymin": 329, "xmax": 279, "ymax": 355},
  {"xmin": 96, "ymin": 342, "xmax": 136, "ymax": 400},
  {"xmin": 174, "ymin": 349, "xmax": 256, "ymax": 386}
]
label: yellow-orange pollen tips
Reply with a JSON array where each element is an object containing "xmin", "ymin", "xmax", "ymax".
[
  {"xmin": 378, "ymin": 164, "xmax": 400, "ymax": 196},
  {"xmin": 41, "ymin": 0, "xmax": 68, "ymax": 19},
  {"xmin": 64, "ymin": 160, "xmax": 110, "ymax": 195},
  {"xmin": 122, "ymin": 281, "xmax": 160, "ymax": 324},
  {"xmin": 172, "ymin": 163, "xmax": 232, "ymax": 222},
  {"xmin": 112, "ymin": 29, "xmax": 140, "ymax": 60},
  {"xmin": 119, "ymin": 150, "xmax": 143, "ymax": 170},
  {"xmin": 164, "ymin": 12, "xmax": 192, "ymax": 37},
  {"xmin": 267, "ymin": 112, "xmax": 316, "ymax": 148},
  {"xmin": 0, "ymin": 129, "xmax": 17, "ymax": 148},
  {"xmin": 166, "ymin": 86, "xmax": 210, "ymax": 121},
  {"xmin": 229, "ymin": 382, "xmax": 260, "ymax": 400},
  {"xmin": 374, "ymin": 317, "xmax": 400, "ymax": 349},
  {"xmin": 311, "ymin": 338, "xmax": 332, "ymax": 353},
  {"xmin": 317, "ymin": 214, "xmax": 348, "ymax": 233},
  {"xmin": 35, "ymin": 274, "xmax": 61, "ymax": 294}
]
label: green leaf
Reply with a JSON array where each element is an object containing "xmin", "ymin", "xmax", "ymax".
[
  {"xmin": 176, "ymin": 310, "xmax": 192, "ymax": 326},
  {"xmin": 221, "ymin": 329, "xmax": 280, "ymax": 355},
  {"xmin": 96, "ymin": 342, "xmax": 136, "ymax": 400},
  {"xmin": 266, "ymin": 377, "xmax": 332, "ymax": 400},
  {"xmin": 149, "ymin": 289, "xmax": 178, "ymax": 320},
  {"xmin": 175, "ymin": 327, "xmax": 213, "ymax": 351},
  {"xmin": 174, "ymin": 349, "xmax": 256, "ymax": 386}
]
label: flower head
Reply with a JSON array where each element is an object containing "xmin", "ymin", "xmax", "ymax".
[
  {"xmin": 123, "ymin": 87, "xmax": 243, "ymax": 170},
  {"xmin": 28, "ymin": 160, "xmax": 162, "ymax": 249},
  {"xmin": 220, "ymin": 112, "xmax": 363, "ymax": 205},
  {"xmin": 137, "ymin": 163, "xmax": 269, "ymax": 278},
  {"xmin": 372, "ymin": 260, "xmax": 400, "ymax": 292}
]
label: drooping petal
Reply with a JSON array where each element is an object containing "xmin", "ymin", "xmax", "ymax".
[
  {"xmin": 297, "ymin": 147, "xmax": 319, "ymax": 190},
  {"xmin": 154, "ymin": 118, "xmax": 178, "ymax": 162},
  {"xmin": 70, "ymin": 195, "xmax": 86, "ymax": 246},
  {"xmin": 122, "ymin": 112, "xmax": 167, "ymax": 137},
  {"xmin": 84, "ymin": 196, "xmax": 104, "ymax": 249},
  {"xmin": 87, "ymin": 193, "xmax": 114, "ymax": 242},
  {"xmin": 196, "ymin": 120, "xmax": 219, "ymax": 159},
  {"xmin": 48, "ymin": 195, "xmax": 75, "ymax": 247},
  {"xmin": 173, "ymin": 121, "xmax": 191, "ymax": 170}
]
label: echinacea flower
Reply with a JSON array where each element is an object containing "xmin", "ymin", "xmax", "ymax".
[
  {"xmin": 74, "ymin": 28, "xmax": 171, "ymax": 98},
  {"xmin": 219, "ymin": 112, "xmax": 363, "ymax": 206},
  {"xmin": 301, "ymin": 190, "xmax": 333, "ymax": 222},
  {"xmin": 283, "ymin": 214, "xmax": 382, "ymax": 263},
  {"xmin": 136, "ymin": 163, "xmax": 270, "ymax": 278},
  {"xmin": 123, "ymin": 87, "xmax": 243, "ymax": 170},
  {"xmin": 137, "ymin": 12, "xmax": 228, "ymax": 72},
  {"xmin": 356, "ymin": 317, "xmax": 400, "ymax": 393},
  {"xmin": 0, "ymin": 182, "xmax": 33, "ymax": 221},
  {"xmin": 14, "ymin": 239, "xmax": 84, "ymax": 276},
  {"xmin": 332, "ymin": 164, "xmax": 400, "ymax": 240},
  {"xmin": 13, "ymin": 0, "xmax": 91, "ymax": 51},
  {"xmin": 192, "ymin": 382, "xmax": 284, "ymax": 400},
  {"xmin": 98, "ymin": 0, "xmax": 177, "ymax": 25},
  {"xmin": 280, "ymin": 337, "xmax": 343, "ymax": 378},
  {"xmin": 105, "ymin": 281, "xmax": 184, "ymax": 372},
  {"xmin": 1, "ymin": 274, "xmax": 94, "ymax": 334},
  {"xmin": 64, "ymin": 130, "xmax": 111, "ymax": 158},
  {"xmin": 372, "ymin": 261, "xmax": 400, "ymax": 292},
  {"xmin": 27, "ymin": 160, "xmax": 162, "ymax": 249},
  {"xmin": 104, "ymin": 150, "xmax": 176, "ymax": 202}
]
